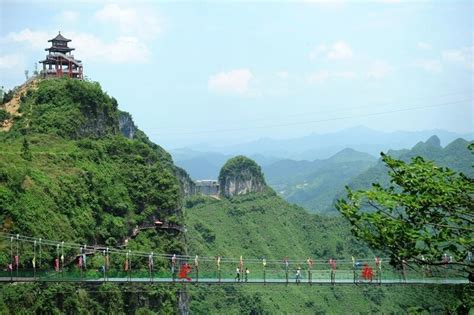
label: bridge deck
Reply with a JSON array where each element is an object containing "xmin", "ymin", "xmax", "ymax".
[{"xmin": 0, "ymin": 277, "xmax": 468, "ymax": 285}]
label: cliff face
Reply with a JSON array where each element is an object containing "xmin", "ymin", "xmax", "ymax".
[
  {"xmin": 175, "ymin": 166, "xmax": 196, "ymax": 197},
  {"xmin": 218, "ymin": 155, "xmax": 266, "ymax": 197},
  {"xmin": 118, "ymin": 111, "xmax": 136, "ymax": 139}
]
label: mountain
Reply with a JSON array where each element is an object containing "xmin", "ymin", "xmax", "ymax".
[
  {"xmin": 184, "ymin": 157, "xmax": 467, "ymax": 314},
  {"xmin": 0, "ymin": 78, "xmax": 185, "ymax": 313},
  {"xmin": 331, "ymin": 135, "xmax": 474, "ymax": 213},
  {"xmin": 182, "ymin": 126, "xmax": 473, "ymax": 160},
  {"xmin": 263, "ymin": 148, "xmax": 377, "ymax": 213},
  {"xmin": 171, "ymin": 148, "xmax": 280, "ymax": 180}
]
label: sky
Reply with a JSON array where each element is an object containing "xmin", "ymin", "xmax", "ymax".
[{"xmin": 0, "ymin": 0, "xmax": 473, "ymax": 149}]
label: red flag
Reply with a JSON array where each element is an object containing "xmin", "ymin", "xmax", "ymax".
[
  {"xmin": 14, "ymin": 255, "xmax": 19, "ymax": 267},
  {"xmin": 54, "ymin": 258, "xmax": 59, "ymax": 272}
]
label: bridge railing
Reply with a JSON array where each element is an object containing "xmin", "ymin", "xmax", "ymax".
[{"xmin": 0, "ymin": 233, "xmax": 469, "ymax": 283}]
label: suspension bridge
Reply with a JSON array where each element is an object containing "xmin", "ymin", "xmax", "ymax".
[{"xmin": 0, "ymin": 233, "xmax": 470, "ymax": 285}]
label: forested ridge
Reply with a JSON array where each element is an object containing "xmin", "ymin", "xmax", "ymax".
[{"xmin": 0, "ymin": 78, "xmax": 186, "ymax": 313}]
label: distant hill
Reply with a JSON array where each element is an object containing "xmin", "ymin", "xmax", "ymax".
[
  {"xmin": 171, "ymin": 148, "xmax": 280, "ymax": 179},
  {"xmin": 330, "ymin": 135, "xmax": 474, "ymax": 213},
  {"xmin": 263, "ymin": 148, "xmax": 377, "ymax": 213},
  {"xmin": 181, "ymin": 126, "xmax": 473, "ymax": 160}
]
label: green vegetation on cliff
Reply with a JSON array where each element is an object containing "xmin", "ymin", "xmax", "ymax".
[
  {"xmin": 185, "ymin": 189, "xmax": 367, "ymax": 261},
  {"xmin": 218, "ymin": 156, "xmax": 266, "ymax": 197},
  {"xmin": 184, "ymin": 189, "xmax": 471, "ymax": 314},
  {"xmin": 0, "ymin": 78, "xmax": 186, "ymax": 313},
  {"xmin": 183, "ymin": 154, "xmax": 472, "ymax": 314},
  {"xmin": 219, "ymin": 155, "xmax": 266, "ymax": 185}
]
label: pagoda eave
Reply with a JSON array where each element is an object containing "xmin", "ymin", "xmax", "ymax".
[{"xmin": 45, "ymin": 47, "xmax": 75, "ymax": 52}]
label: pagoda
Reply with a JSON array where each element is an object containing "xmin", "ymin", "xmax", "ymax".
[{"xmin": 39, "ymin": 32, "xmax": 83, "ymax": 79}]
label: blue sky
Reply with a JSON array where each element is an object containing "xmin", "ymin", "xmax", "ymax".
[{"xmin": 1, "ymin": 0, "xmax": 472, "ymax": 148}]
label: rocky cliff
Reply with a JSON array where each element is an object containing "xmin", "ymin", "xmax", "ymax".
[
  {"xmin": 118, "ymin": 111, "xmax": 136, "ymax": 139},
  {"xmin": 218, "ymin": 155, "xmax": 266, "ymax": 197},
  {"xmin": 175, "ymin": 166, "xmax": 197, "ymax": 197}
]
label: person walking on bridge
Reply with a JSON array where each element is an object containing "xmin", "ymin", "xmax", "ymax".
[
  {"xmin": 194, "ymin": 255, "xmax": 199, "ymax": 283},
  {"xmin": 171, "ymin": 254, "xmax": 177, "ymax": 281},
  {"xmin": 375, "ymin": 257, "xmax": 382, "ymax": 284},
  {"xmin": 235, "ymin": 266, "xmax": 241, "ymax": 282},
  {"xmin": 306, "ymin": 257, "xmax": 314, "ymax": 285},
  {"xmin": 296, "ymin": 265, "xmax": 301, "ymax": 284},
  {"xmin": 216, "ymin": 255, "xmax": 221, "ymax": 282},
  {"xmin": 329, "ymin": 258, "xmax": 336, "ymax": 285}
]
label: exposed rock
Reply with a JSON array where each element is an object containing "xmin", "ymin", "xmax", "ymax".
[
  {"xmin": 175, "ymin": 166, "xmax": 196, "ymax": 197},
  {"xmin": 218, "ymin": 155, "xmax": 266, "ymax": 197},
  {"xmin": 118, "ymin": 111, "xmax": 136, "ymax": 139}
]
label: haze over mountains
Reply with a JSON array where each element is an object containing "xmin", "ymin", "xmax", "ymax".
[
  {"xmin": 171, "ymin": 128, "xmax": 473, "ymax": 215},
  {"xmin": 170, "ymin": 126, "xmax": 473, "ymax": 180}
]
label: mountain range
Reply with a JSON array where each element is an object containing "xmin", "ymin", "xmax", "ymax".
[{"xmin": 171, "ymin": 126, "xmax": 473, "ymax": 180}]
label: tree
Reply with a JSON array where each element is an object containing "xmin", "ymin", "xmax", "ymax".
[
  {"xmin": 336, "ymin": 150, "xmax": 473, "ymax": 280},
  {"xmin": 21, "ymin": 138, "xmax": 32, "ymax": 161},
  {"xmin": 24, "ymin": 70, "xmax": 29, "ymax": 81}
]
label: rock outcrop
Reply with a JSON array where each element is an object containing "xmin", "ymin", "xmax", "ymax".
[
  {"xmin": 175, "ymin": 166, "xmax": 197, "ymax": 197},
  {"xmin": 218, "ymin": 155, "xmax": 266, "ymax": 197},
  {"xmin": 118, "ymin": 111, "xmax": 136, "ymax": 139}
]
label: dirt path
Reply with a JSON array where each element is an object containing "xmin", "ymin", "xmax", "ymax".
[{"xmin": 1, "ymin": 79, "xmax": 38, "ymax": 132}]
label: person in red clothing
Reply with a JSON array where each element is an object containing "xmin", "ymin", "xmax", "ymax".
[
  {"xmin": 178, "ymin": 262, "xmax": 192, "ymax": 281},
  {"xmin": 362, "ymin": 264, "xmax": 374, "ymax": 282}
]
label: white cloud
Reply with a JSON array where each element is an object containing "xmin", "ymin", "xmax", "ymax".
[
  {"xmin": 71, "ymin": 34, "xmax": 151, "ymax": 63},
  {"xmin": 4, "ymin": 29, "xmax": 50, "ymax": 50},
  {"xmin": 442, "ymin": 46, "xmax": 473, "ymax": 70},
  {"xmin": 94, "ymin": 4, "xmax": 161, "ymax": 39},
  {"xmin": 414, "ymin": 59, "xmax": 442, "ymax": 73},
  {"xmin": 276, "ymin": 71, "xmax": 289, "ymax": 79},
  {"xmin": 417, "ymin": 41, "xmax": 432, "ymax": 50},
  {"xmin": 307, "ymin": 70, "xmax": 356, "ymax": 84},
  {"xmin": 56, "ymin": 10, "xmax": 79, "ymax": 24},
  {"xmin": 208, "ymin": 69, "xmax": 254, "ymax": 96},
  {"xmin": 0, "ymin": 54, "xmax": 23, "ymax": 69},
  {"xmin": 366, "ymin": 60, "xmax": 394, "ymax": 79},
  {"xmin": 309, "ymin": 41, "xmax": 353, "ymax": 61}
]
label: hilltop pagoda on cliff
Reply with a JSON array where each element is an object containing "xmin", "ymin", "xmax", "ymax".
[{"xmin": 39, "ymin": 32, "xmax": 83, "ymax": 79}]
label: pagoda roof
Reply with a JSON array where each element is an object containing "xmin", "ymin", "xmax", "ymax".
[
  {"xmin": 48, "ymin": 32, "xmax": 71, "ymax": 42},
  {"xmin": 45, "ymin": 46, "xmax": 75, "ymax": 52}
]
